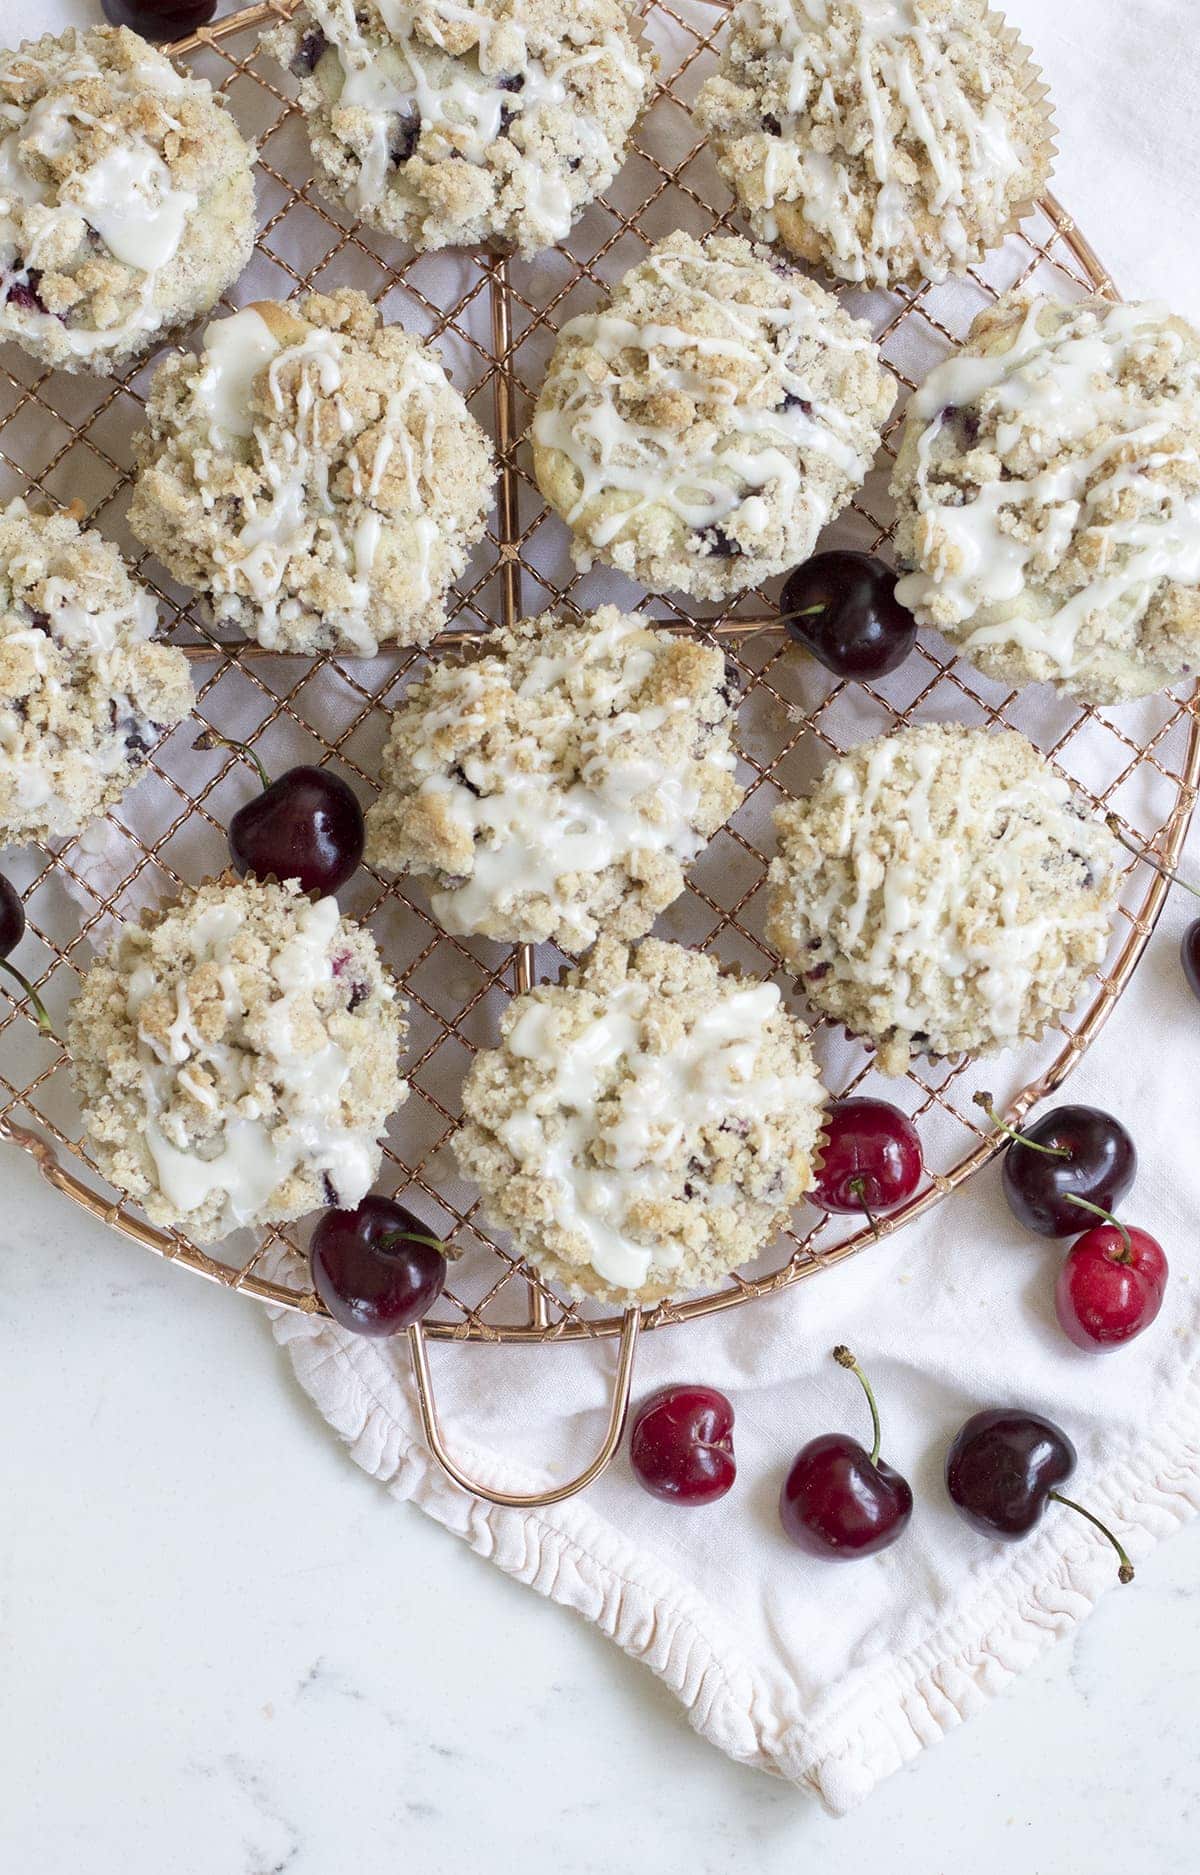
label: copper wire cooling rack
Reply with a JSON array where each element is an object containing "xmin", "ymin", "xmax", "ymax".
[{"xmin": 0, "ymin": 1, "xmax": 1196, "ymax": 1504}]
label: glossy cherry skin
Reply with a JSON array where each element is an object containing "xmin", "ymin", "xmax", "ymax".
[
  {"xmin": 780, "ymin": 1434, "xmax": 913, "ymax": 1558},
  {"xmin": 1055, "ymin": 1225, "xmax": 1168, "ymax": 1351},
  {"xmin": 629, "ymin": 1385, "xmax": 736, "ymax": 1506},
  {"xmin": 945, "ymin": 1409, "xmax": 1076, "ymax": 1538},
  {"xmin": 811, "ymin": 1098, "xmax": 923, "ymax": 1214},
  {"xmin": 0, "ymin": 874, "xmax": 25, "ymax": 956},
  {"xmin": 779, "ymin": 551, "xmax": 917, "ymax": 681},
  {"xmin": 310, "ymin": 1195, "xmax": 446, "ymax": 1336},
  {"xmin": 1182, "ymin": 919, "xmax": 1200, "ymax": 1000},
  {"xmin": 230, "ymin": 766, "xmax": 364, "ymax": 897},
  {"xmin": 1000, "ymin": 1105, "xmax": 1137, "ymax": 1238},
  {"xmin": 101, "ymin": 0, "xmax": 217, "ymax": 38}
]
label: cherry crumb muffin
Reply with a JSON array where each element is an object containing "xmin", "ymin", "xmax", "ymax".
[
  {"xmin": 455, "ymin": 936, "xmax": 827, "ymax": 1304},
  {"xmin": 532, "ymin": 231, "xmax": 893, "ymax": 601},
  {"xmin": 69, "ymin": 878, "xmax": 408, "ymax": 1244},
  {"xmin": 0, "ymin": 498, "xmax": 192, "ymax": 846},
  {"xmin": 266, "ymin": 0, "xmax": 655, "ymax": 257},
  {"xmin": 892, "ymin": 294, "xmax": 1200, "ymax": 706},
  {"xmin": 767, "ymin": 723, "xmax": 1121, "ymax": 1075},
  {"xmin": 695, "ymin": 0, "xmax": 1052, "ymax": 291},
  {"xmin": 128, "ymin": 289, "xmax": 495, "ymax": 656},
  {"xmin": 365, "ymin": 607, "xmax": 743, "ymax": 949},
  {"xmin": 0, "ymin": 25, "xmax": 256, "ymax": 376}
]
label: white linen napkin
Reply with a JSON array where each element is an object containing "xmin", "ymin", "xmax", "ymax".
[{"xmin": 272, "ymin": 875, "xmax": 1200, "ymax": 1812}]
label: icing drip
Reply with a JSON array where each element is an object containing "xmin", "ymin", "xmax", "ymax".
[
  {"xmin": 896, "ymin": 299, "xmax": 1200, "ymax": 679},
  {"xmin": 128, "ymin": 894, "xmax": 386, "ymax": 1232},
  {"xmin": 534, "ymin": 244, "xmax": 880, "ymax": 557},
  {"xmin": 735, "ymin": 0, "xmax": 1022, "ymax": 286},
  {"xmin": 802, "ymin": 733, "xmax": 1111, "ymax": 1039},
  {"xmin": 308, "ymin": 0, "xmax": 644, "ymax": 239},
  {"xmin": 501, "ymin": 976, "xmax": 788, "ymax": 1289},
  {"xmin": 422, "ymin": 614, "xmax": 737, "ymax": 945},
  {"xmin": 192, "ymin": 306, "xmax": 441, "ymax": 647},
  {"xmin": 0, "ymin": 39, "xmax": 204, "ymax": 356}
]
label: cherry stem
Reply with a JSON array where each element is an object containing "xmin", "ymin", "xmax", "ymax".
[
  {"xmin": 777, "ymin": 603, "xmax": 827, "ymax": 627},
  {"xmin": 194, "ymin": 730, "xmax": 270, "ymax": 792},
  {"xmin": 833, "ymin": 1345, "xmax": 882, "ymax": 1467},
  {"xmin": 0, "ymin": 957, "xmax": 51, "ymax": 1033},
  {"xmin": 1065, "ymin": 1193, "xmax": 1133, "ymax": 1257},
  {"xmin": 380, "ymin": 1228, "xmax": 448, "ymax": 1256},
  {"xmin": 1048, "ymin": 1491, "xmax": 1135, "ymax": 1584},
  {"xmin": 1106, "ymin": 815, "xmax": 1200, "ymax": 904},
  {"xmin": 973, "ymin": 1091, "xmax": 1069, "ymax": 1159},
  {"xmin": 849, "ymin": 1175, "xmax": 880, "ymax": 1238}
]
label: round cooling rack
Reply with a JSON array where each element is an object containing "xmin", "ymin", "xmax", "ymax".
[{"xmin": 0, "ymin": 0, "xmax": 1196, "ymax": 1506}]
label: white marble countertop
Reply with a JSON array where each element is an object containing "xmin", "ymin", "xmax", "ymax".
[{"xmin": 5, "ymin": 2, "xmax": 1200, "ymax": 1870}]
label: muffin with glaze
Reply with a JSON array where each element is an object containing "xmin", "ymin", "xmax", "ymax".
[
  {"xmin": 767, "ymin": 723, "xmax": 1121, "ymax": 1074},
  {"xmin": 69, "ymin": 878, "xmax": 408, "ymax": 1243},
  {"xmin": 128, "ymin": 288, "xmax": 495, "ymax": 656},
  {"xmin": 892, "ymin": 293, "xmax": 1200, "ymax": 706},
  {"xmin": 455, "ymin": 935, "xmax": 827, "ymax": 1304},
  {"xmin": 365, "ymin": 607, "xmax": 743, "ymax": 949},
  {"xmin": 267, "ymin": 0, "xmax": 655, "ymax": 256},
  {"xmin": 532, "ymin": 231, "xmax": 893, "ymax": 600},
  {"xmin": 695, "ymin": 0, "xmax": 1052, "ymax": 290},
  {"xmin": 0, "ymin": 498, "xmax": 193, "ymax": 846},
  {"xmin": 0, "ymin": 25, "xmax": 256, "ymax": 375}
]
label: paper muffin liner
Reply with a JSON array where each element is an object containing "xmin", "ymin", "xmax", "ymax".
[{"xmin": 983, "ymin": 5, "xmax": 1058, "ymax": 248}]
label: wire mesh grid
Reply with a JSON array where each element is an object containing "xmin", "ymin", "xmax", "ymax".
[{"xmin": 0, "ymin": 0, "xmax": 1196, "ymax": 1355}]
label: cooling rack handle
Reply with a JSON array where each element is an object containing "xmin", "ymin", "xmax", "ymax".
[{"xmin": 407, "ymin": 1306, "xmax": 642, "ymax": 1506}]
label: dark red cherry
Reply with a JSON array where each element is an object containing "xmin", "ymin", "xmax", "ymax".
[
  {"xmin": 310, "ymin": 1195, "xmax": 447, "ymax": 1336},
  {"xmin": 101, "ymin": 0, "xmax": 217, "ymax": 39},
  {"xmin": 945, "ymin": 1408, "xmax": 1133, "ymax": 1581},
  {"xmin": 779, "ymin": 1348, "xmax": 913, "ymax": 1559},
  {"xmin": 629, "ymin": 1385, "xmax": 736, "ymax": 1506},
  {"xmin": 1182, "ymin": 918, "xmax": 1200, "ymax": 1000},
  {"xmin": 200, "ymin": 734, "xmax": 365, "ymax": 896},
  {"xmin": 811, "ymin": 1098, "xmax": 923, "ymax": 1218},
  {"xmin": 1055, "ymin": 1222, "xmax": 1167, "ymax": 1350},
  {"xmin": 0, "ymin": 873, "xmax": 50, "ymax": 1032},
  {"xmin": 231, "ymin": 765, "xmax": 364, "ymax": 896},
  {"xmin": 977, "ymin": 1095, "xmax": 1137, "ymax": 1238},
  {"xmin": 779, "ymin": 551, "xmax": 917, "ymax": 680}
]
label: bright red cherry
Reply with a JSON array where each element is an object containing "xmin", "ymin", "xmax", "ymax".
[
  {"xmin": 310, "ymin": 1195, "xmax": 447, "ymax": 1336},
  {"xmin": 779, "ymin": 1348, "xmax": 913, "ymax": 1560},
  {"xmin": 0, "ymin": 873, "xmax": 50, "ymax": 1032},
  {"xmin": 200, "ymin": 734, "xmax": 365, "ymax": 896},
  {"xmin": 779, "ymin": 551, "xmax": 917, "ymax": 680},
  {"xmin": 1182, "ymin": 919, "xmax": 1200, "ymax": 1000},
  {"xmin": 811, "ymin": 1098, "xmax": 923, "ymax": 1219},
  {"xmin": 946, "ymin": 1408, "xmax": 1134, "ymax": 1582},
  {"xmin": 1055, "ymin": 1219, "xmax": 1167, "ymax": 1351},
  {"xmin": 977, "ymin": 1094, "xmax": 1137, "ymax": 1238},
  {"xmin": 101, "ymin": 0, "xmax": 217, "ymax": 38},
  {"xmin": 629, "ymin": 1385, "xmax": 736, "ymax": 1506}
]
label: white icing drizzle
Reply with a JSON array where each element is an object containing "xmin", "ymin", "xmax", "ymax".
[
  {"xmin": 421, "ymin": 613, "xmax": 736, "ymax": 945},
  {"xmin": 127, "ymin": 894, "xmax": 386, "ymax": 1233},
  {"xmin": 500, "ymin": 975, "xmax": 788, "ymax": 1289},
  {"xmin": 191, "ymin": 306, "xmax": 442, "ymax": 648},
  {"xmin": 803, "ymin": 733, "xmax": 1110, "ymax": 1040},
  {"xmin": 895, "ymin": 299, "xmax": 1200, "ymax": 680},
  {"xmin": 533, "ymin": 243, "xmax": 880, "ymax": 558},
  {"xmin": 307, "ymin": 0, "xmax": 644, "ymax": 239},
  {"xmin": 737, "ymin": 0, "xmax": 1022, "ymax": 286},
  {"xmin": 0, "ymin": 38, "xmax": 205, "ymax": 356}
]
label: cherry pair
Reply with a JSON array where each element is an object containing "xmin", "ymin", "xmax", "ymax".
[
  {"xmin": 631, "ymin": 1355, "xmax": 1134, "ymax": 1583},
  {"xmin": 979, "ymin": 1095, "xmax": 1167, "ymax": 1351}
]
